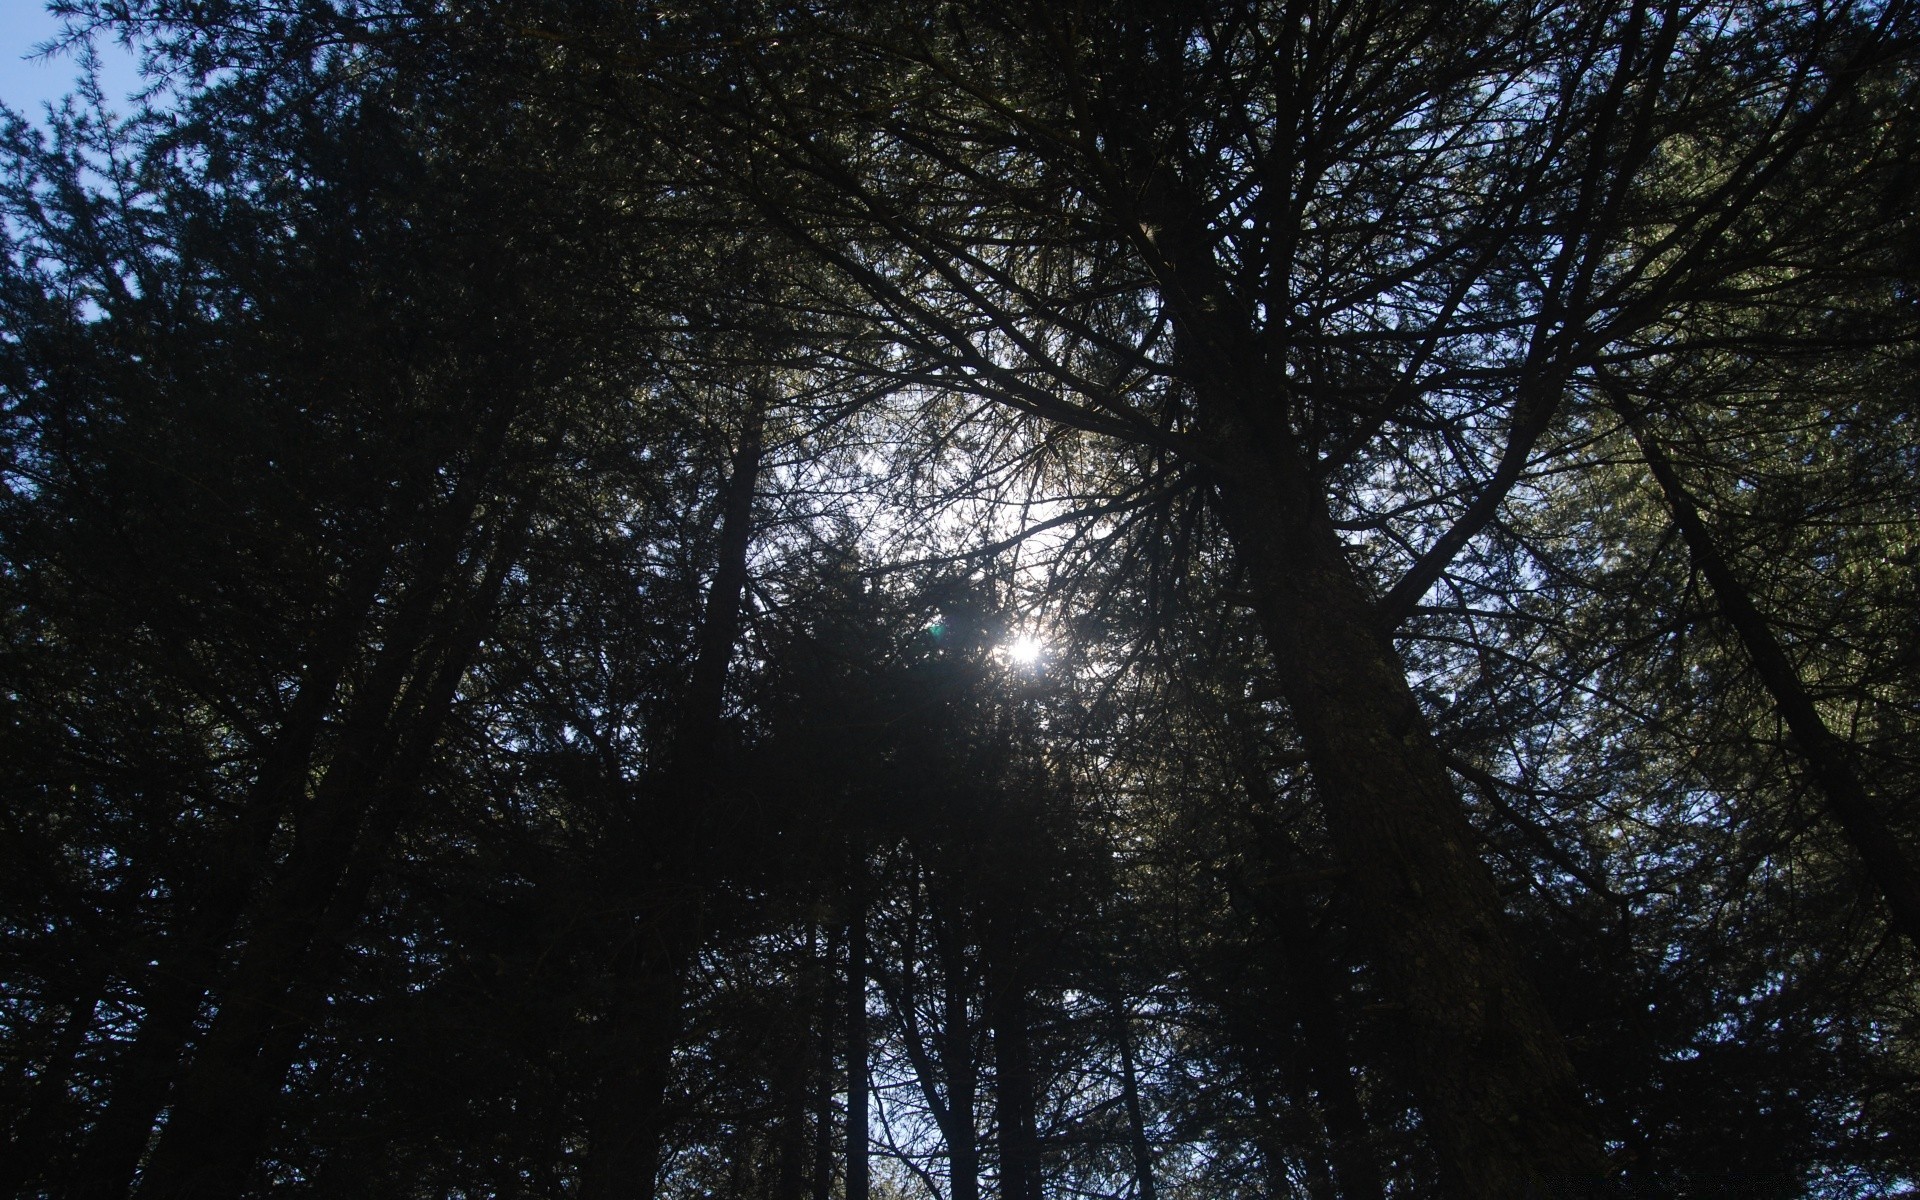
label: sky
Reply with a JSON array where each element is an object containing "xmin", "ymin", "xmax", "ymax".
[{"xmin": 0, "ymin": 4, "xmax": 147, "ymax": 122}]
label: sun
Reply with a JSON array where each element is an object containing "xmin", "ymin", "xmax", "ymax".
[{"xmin": 1004, "ymin": 634, "xmax": 1044, "ymax": 666}]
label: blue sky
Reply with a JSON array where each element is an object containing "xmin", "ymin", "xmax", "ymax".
[{"xmin": 0, "ymin": 4, "xmax": 147, "ymax": 121}]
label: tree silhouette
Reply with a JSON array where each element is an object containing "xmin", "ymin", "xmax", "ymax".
[{"xmin": 4, "ymin": 3, "xmax": 1917, "ymax": 1199}]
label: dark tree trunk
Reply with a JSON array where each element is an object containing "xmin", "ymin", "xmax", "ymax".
[
  {"xmin": 1207, "ymin": 422, "xmax": 1604, "ymax": 1198},
  {"xmin": 1115, "ymin": 121, "xmax": 1604, "ymax": 1188},
  {"xmin": 990, "ymin": 987, "xmax": 1040, "ymax": 1200},
  {"xmin": 578, "ymin": 963, "xmax": 688, "ymax": 1200},
  {"xmin": 2, "ymin": 980, "xmax": 102, "ymax": 1198},
  {"xmin": 811, "ymin": 927, "xmax": 841, "ymax": 1200},
  {"xmin": 775, "ymin": 930, "xmax": 819, "ymax": 1200},
  {"xmin": 1255, "ymin": 1087, "xmax": 1326, "ymax": 1200},
  {"xmin": 1113, "ymin": 1003, "xmax": 1156, "ymax": 1200},
  {"xmin": 1234, "ymin": 763, "xmax": 1387, "ymax": 1200},
  {"xmin": 1619, "ymin": 402, "xmax": 1920, "ymax": 953},
  {"xmin": 130, "ymin": 502, "xmax": 529, "ymax": 1199},
  {"xmin": 886, "ymin": 885, "xmax": 982, "ymax": 1200},
  {"xmin": 73, "ymin": 411, "xmax": 505, "ymax": 1200},
  {"xmin": 936, "ymin": 922, "xmax": 979, "ymax": 1200},
  {"xmin": 845, "ymin": 881, "xmax": 871, "ymax": 1200},
  {"xmin": 64, "ymin": 537, "xmax": 401, "ymax": 1200},
  {"xmin": 1266, "ymin": 891, "xmax": 1387, "ymax": 1200},
  {"xmin": 577, "ymin": 400, "xmax": 766, "ymax": 1200},
  {"xmin": 680, "ymin": 398, "xmax": 766, "ymax": 780}
]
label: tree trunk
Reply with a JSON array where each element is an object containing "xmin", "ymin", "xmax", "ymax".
[
  {"xmin": 1207, "ymin": 426, "xmax": 1604, "ymax": 1198},
  {"xmin": 680, "ymin": 397, "xmax": 766, "ymax": 779},
  {"xmin": 1618, "ymin": 402, "xmax": 1920, "ymax": 952},
  {"xmin": 578, "ymin": 400, "xmax": 767, "ymax": 1199},
  {"xmin": 812, "ymin": 927, "xmax": 842, "ymax": 1200},
  {"xmin": 775, "ymin": 929, "xmax": 820, "ymax": 1200},
  {"xmin": 578, "ymin": 962, "xmax": 688, "ymax": 1200},
  {"xmin": 64, "ymin": 536, "xmax": 400, "ymax": 1200},
  {"xmin": 1257, "ymin": 1083, "xmax": 1333, "ymax": 1200},
  {"xmin": 1268, "ymin": 897, "xmax": 1387, "ymax": 1200},
  {"xmin": 845, "ymin": 879, "xmax": 871, "ymax": 1200},
  {"xmin": 1232, "ymin": 756, "xmax": 1388, "ymax": 1200},
  {"xmin": 2, "ymin": 980, "xmax": 102, "ymax": 1198},
  {"xmin": 131, "ymin": 502, "xmax": 528, "ymax": 1199},
  {"xmin": 990, "ymin": 988, "xmax": 1041, "ymax": 1200},
  {"xmin": 1113, "ymin": 1002, "xmax": 1156, "ymax": 1200},
  {"xmin": 936, "ymin": 923, "xmax": 979, "ymax": 1200}
]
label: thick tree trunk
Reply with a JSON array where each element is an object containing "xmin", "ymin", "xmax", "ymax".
[
  {"xmin": 1207, "ymin": 429, "xmax": 1604, "ymax": 1198},
  {"xmin": 887, "ymin": 890, "xmax": 983, "ymax": 1200},
  {"xmin": 1266, "ymin": 898, "xmax": 1387, "ymax": 1200},
  {"xmin": 775, "ymin": 930, "xmax": 819, "ymax": 1200},
  {"xmin": 75, "ymin": 408, "xmax": 511, "ymax": 1200},
  {"xmin": 1619, "ymin": 405, "xmax": 1920, "ymax": 952},
  {"xmin": 936, "ymin": 924, "xmax": 980, "ymax": 1200},
  {"xmin": 1292, "ymin": 957, "xmax": 1385, "ymax": 1200},
  {"xmin": 1131, "ymin": 150, "xmax": 1597, "ymax": 1188},
  {"xmin": 578, "ymin": 961, "xmax": 688, "ymax": 1200},
  {"xmin": 1233, "ymin": 761, "xmax": 1388, "ymax": 1200}
]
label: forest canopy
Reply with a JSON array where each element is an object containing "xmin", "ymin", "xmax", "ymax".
[{"xmin": 2, "ymin": 1, "xmax": 1917, "ymax": 1198}]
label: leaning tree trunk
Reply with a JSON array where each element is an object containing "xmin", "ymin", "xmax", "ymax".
[
  {"xmin": 1, "ymin": 975, "xmax": 103, "ymax": 1198},
  {"xmin": 1617, "ymin": 400, "xmax": 1920, "ymax": 953},
  {"xmin": 131, "ymin": 500, "xmax": 529, "ymax": 1200},
  {"xmin": 1206, "ymin": 417, "xmax": 1605, "ymax": 1198},
  {"xmin": 65, "ymin": 531, "xmax": 403, "ymax": 1200},
  {"xmin": 1112, "ymin": 1000, "xmax": 1157, "ymax": 1200},
  {"xmin": 71, "ymin": 435, "xmax": 505, "ymax": 1200},
  {"xmin": 1229, "ymin": 744, "xmax": 1388, "ymax": 1200}
]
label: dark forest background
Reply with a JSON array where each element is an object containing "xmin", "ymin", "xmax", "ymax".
[{"xmin": 2, "ymin": 2, "xmax": 1918, "ymax": 1197}]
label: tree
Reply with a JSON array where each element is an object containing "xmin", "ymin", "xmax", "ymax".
[
  {"xmin": 5, "ymin": 2, "xmax": 1918, "ymax": 1197},
  {"xmin": 597, "ymin": 1, "xmax": 1916, "ymax": 1191}
]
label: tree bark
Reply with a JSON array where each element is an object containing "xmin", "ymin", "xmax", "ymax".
[
  {"xmin": 935, "ymin": 918, "xmax": 980, "ymax": 1200},
  {"xmin": 2, "ymin": 980, "xmax": 102, "ymax": 1198},
  {"xmin": 1231, "ymin": 754, "xmax": 1388, "ymax": 1200},
  {"xmin": 578, "ymin": 961, "xmax": 689, "ymax": 1200},
  {"xmin": 680, "ymin": 397, "xmax": 766, "ymax": 779},
  {"xmin": 63, "ymin": 535, "xmax": 401, "ymax": 1200},
  {"xmin": 812, "ymin": 926, "xmax": 842, "ymax": 1200},
  {"xmin": 775, "ymin": 929, "xmax": 820, "ymax": 1200},
  {"xmin": 1265, "ymin": 896, "xmax": 1387, "ymax": 1200}
]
